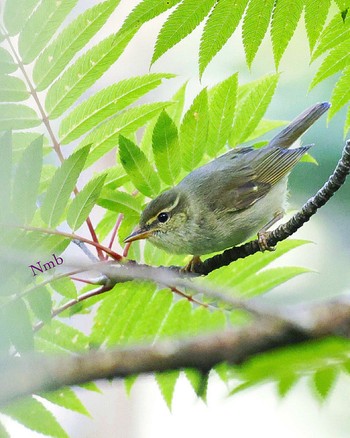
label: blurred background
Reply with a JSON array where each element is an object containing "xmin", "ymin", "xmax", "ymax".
[{"xmin": 2, "ymin": 0, "xmax": 350, "ymax": 436}]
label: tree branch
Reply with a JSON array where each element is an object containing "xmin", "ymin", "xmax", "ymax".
[
  {"xmin": 192, "ymin": 139, "xmax": 350, "ymax": 275},
  {"xmin": 2, "ymin": 299, "xmax": 350, "ymax": 407}
]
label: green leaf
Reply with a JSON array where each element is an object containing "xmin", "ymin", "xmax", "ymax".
[
  {"xmin": 167, "ymin": 81, "xmax": 188, "ymax": 126},
  {"xmin": 0, "ymin": 48, "xmax": 17, "ymax": 74},
  {"xmin": 95, "ymin": 210, "xmax": 118, "ymax": 241},
  {"xmin": 229, "ymin": 74, "xmax": 279, "ymax": 146},
  {"xmin": 329, "ymin": 66, "xmax": 350, "ymax": 120},
  {"xmin": 3, "ymin": 299, "xmax": 34, "ymax": 352},
  {"xmin": 11, "ymin": 132, "xmax": 49, "ymax": 160},
  {"xmin": 67, "ymin": 174, "xmax": 107, "ymax": 231},
  {"xmin": 200, "ymin": 0, "xmax": 247, "ymax": 77},
  {"xmin": 334, "ymin": 0, "xmax": 350, "ymax": 10},
  {"xmin": 127, "ymin": 289, "xmax": 174, "ymax": 343},
  {"xmin": 311, "ymin": 12, "xmax": 350, "ymax": 61},
  {"xmin": 0, "ymin": 132, "xmax": 12, "ymax": 222},
  {"xmin": 2, "ymin": 397, "xmax": 68, "ymax": 438},
  {"xmin": 313, "ymin": 367, "xmax": 338, "ymax": 400},
  {"xmin": 236, "ymin": 266, "xmax": 310, "ymax": 297},
  {"xmin": 59, "ymin": 73, "xmax": 174, "ymax": 144},
  {"xmin": 12, "ymin": 136, "xmax": 43, "ymax": 224},
  {"xmin": 242, "ymin": 0, "xmax": 275, "ymax": 68},
  {"xmin": 26, "ymin": 285, "xmax": 52, "ymax": 323},
  {"xmin": 35, "ymin": 320, "xmax": 89, "ymax": 353},
  {"xmin": 207, "ymin": 73, "xmax": 238, "ymax": 157},
  {"xmin": 0, "ymin": 421, "xmax": 9, "ymax": 437},
  {"xmin": 0, "ymin": 104, "xmax": 41, "ymax": 130},
  {"xmin": 0, "ymin": 75, "xmax": 29, "ymax": 102},
  {"xmin": 152, "ymin": 0, "xmax": 217, "ymax": 65},
  {"xmin": 118, "ymin": 0, "xmax": 182, "ymax": 37},
  {"xmin": 40, "ymin": 145, "xmax": 90, "ymax": 227},
  {"xmin": 50, "ymin": 277, "xmax": 77, "ymax": 299},
  {"xmin": 97, "ymin": 189, "xmax": 141, "ymax": 216},
  {"xmin": 271, "ymin": 0, "xmax": 304, "ymax": 68},
  {"xmin": 156, "ymin": 371, "xmax": 179, "ymax": 409},
  {"xmin": 119, "ymin": 136, "xmax": 160, "ymax": 197},
  {"xmin": 310, "ymin": 39, "xmax": 350, "ymax": 90},
  {"xmin": 18, "ymin": 0, "xmax": 78, "ymax": 64},
  {"xmin": 104, "ymin": 166, "xmax": 129, "ymax": 190},
  {"xmin": 304, "ymin": 0, "xmax": 331, "ymax": 51},
  {"xmin": 41, "ymin": 388, "xmax": 90, "ymax": 417},
  {"xmin": 179, "ymin": 88, "xmax": 209, "ymax": 171},
  {"xmin": 277, "ymin": 374, "xmax": 299, "ymax": 398},
  {"xmin": 81, "ymin": 102, "xmax": 171, "ymax": 169},
  {"xmin": 3, "ymin": 0, "xmax": 39, "ymax": 36},
  {"xmin": 33, "ymin": 0, "xmax": 119, "ymax": 91},
  {"xmin": 45, "ymin": 30, "xmax": 135, "ymax": 119},
  {"xmin": 204, "ymin": 239, "xmax": 310, "ymax": 289},
  {"xmin": 152, "ymin": 110, "xmax": 180, "ymax": 185}
]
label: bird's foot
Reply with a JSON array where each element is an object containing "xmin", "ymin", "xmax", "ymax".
[
  {"xmin": 257, "ymin": 230, "xmax": 275, "ymax": 252},
  {"xmin": 181, "ymin": 256, "xmax": 202, "ymax": 273},
  {"xmin": 257, "ymin": 211, "xmax": 284, "ymax": 252}
]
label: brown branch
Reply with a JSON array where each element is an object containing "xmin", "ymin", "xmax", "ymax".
[
  {"xmin": 191, "ymin": 139, "xmax": 350, "ymax": 275},
  {"xmin": 2, "ymin": 299, "xmax": 350, "ymax": 407}
]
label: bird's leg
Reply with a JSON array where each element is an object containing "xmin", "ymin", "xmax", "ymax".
[
  {"xmin": 257, "ymin": 211, "xmax": 284, "ymax": 251},
  {"xmin": 182, "ymin": 255, "xmax": 202, "ymax": 273}
]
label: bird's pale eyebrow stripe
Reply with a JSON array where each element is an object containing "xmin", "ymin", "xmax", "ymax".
[{"xmin": 145, "ymin": 193, "xmax": 181, "ymax": 225}]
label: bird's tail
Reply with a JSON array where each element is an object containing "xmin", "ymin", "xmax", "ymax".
[{"xmin": 268, "ymin": 102, "xmax": 330, "ymax": 149}]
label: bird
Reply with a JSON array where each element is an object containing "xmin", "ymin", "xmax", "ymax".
[{"xmin": 124, "ymin": 102, "xmax": 330, "ymax": 270}]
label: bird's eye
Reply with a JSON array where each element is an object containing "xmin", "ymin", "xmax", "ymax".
[{"xmin": 157, "ymin": 212, "xmax": 169, "ymax": 223}]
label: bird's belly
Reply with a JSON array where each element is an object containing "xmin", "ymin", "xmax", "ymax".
[{"xmin": 189, "ymin": 178, "xmax": 288, "ymax": 255}]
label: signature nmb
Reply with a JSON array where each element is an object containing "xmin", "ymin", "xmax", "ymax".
[{"xmin": 29, "ymin": 254, "xmax": 64, "ymax": 276}]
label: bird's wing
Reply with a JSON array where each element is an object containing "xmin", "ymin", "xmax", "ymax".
[{"xmin": 202, "ymin": 145, "xmax": 311, "ymax": 212}]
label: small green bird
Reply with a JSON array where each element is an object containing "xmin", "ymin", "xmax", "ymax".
[{"xmin": 125, "ymin": 102, "xmax": 330, "ymax": 270}]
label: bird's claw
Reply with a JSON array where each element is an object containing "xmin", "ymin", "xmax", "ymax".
[{"xmin": 257, "ymin": 231, "xmax": 275, "ymax": 252}]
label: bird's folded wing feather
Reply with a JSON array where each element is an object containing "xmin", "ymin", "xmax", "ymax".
[{"xmin": 204, "ymin": 145, "xmax": 311, "ymax": 212}]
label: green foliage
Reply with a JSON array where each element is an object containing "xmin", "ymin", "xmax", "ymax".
[
  {"xmin": 41, "ymin": 145, "xmax": 90, "ymax": 227},
  {"xmin": 0, "ymin": 75, "xmax": 29, "ymax": 102},
  {"xmin": 207, "ymin": 73, "xmax": 238, "ymax": 156},
  {"xmin": 67, "ymin": 174, "xmax": 107, "ymax": 231},
  {"xmin": 179, "ymin": 88, "xmax": 209, "ymax": 171},
  {"xmin": 243, "ymin": 0, "xmax": 274, "ymax": 68},
  {"xmin": 152, "ymin": 110, "xmax": 181, "ymax": 185},
  {"xmin": 0, "ymin": 47, "xmax": 17, "ymax": 74},
  {"xmin": 45, "ymin": 31, "xmax": 135, "ymax": 118},
  {"xmin": 0, "ymin": 104, "xmax": 40, "ymax": 130},
  {"xmin": 59, "ymin": 74, "xmax": 174, "ymax": 144},
  {"xmin": 119, "ymin": 135, "xmax": 161, "ymax": 197},
  {"xmin": 18, "ymin": 0, "xmax": 78, "ymax": 64},
  {"xmin": 152, "ymin": 0, "xmax": 217, "ymax": 65},
  {"xmin": 33, "ymin": 0, "xmax": 118, "ymax": 91},
  {"xmin": 1, "ymin": 397, "xmax": 69, "ymax": 438},
  {"xmin": 229, "ymin": 73, "xmax": 279, "ymax": 146},
  {"xmin": 200, "ymin": 0, "xmax": 247, "ymax": 77},
  {"xmin": 12, "ymin": 136, "xmax": 43, "ymax": 224}
]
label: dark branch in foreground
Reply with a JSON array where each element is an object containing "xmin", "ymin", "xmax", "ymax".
[
  {"xmin": 191, "ymin": 139, "xmax": 350, "ymax": 275},
  {"xmin": 1, "ymin": 299, "xmax": 350, "ymax": 406}
]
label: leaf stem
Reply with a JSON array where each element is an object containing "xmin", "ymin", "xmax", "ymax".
[{"xmin": 3, "ymin": 28, "xmax": 105, "ymax": 260}]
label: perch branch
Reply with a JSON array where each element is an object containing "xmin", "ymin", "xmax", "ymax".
[{"xmin": 2, "ymin": 299, "xmax": 350, "ymax": 406}]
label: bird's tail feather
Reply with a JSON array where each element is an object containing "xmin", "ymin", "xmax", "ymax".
[{"xmin": 268, "ymin": 102, "xmax": 330, "ymax": 149}]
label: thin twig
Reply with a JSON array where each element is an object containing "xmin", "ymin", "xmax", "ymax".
[
  {"xmin": 2, "ymin": 28, "xmax": 105, "ymax": 260},
  {"xmin": 20, "ymin": 225, "xmax": 123, "ymax": 261}
]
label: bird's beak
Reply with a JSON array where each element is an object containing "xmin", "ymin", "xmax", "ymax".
[{"xmin": 124, "ymin": 228, "xmax": 152, "ymax": 243}]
